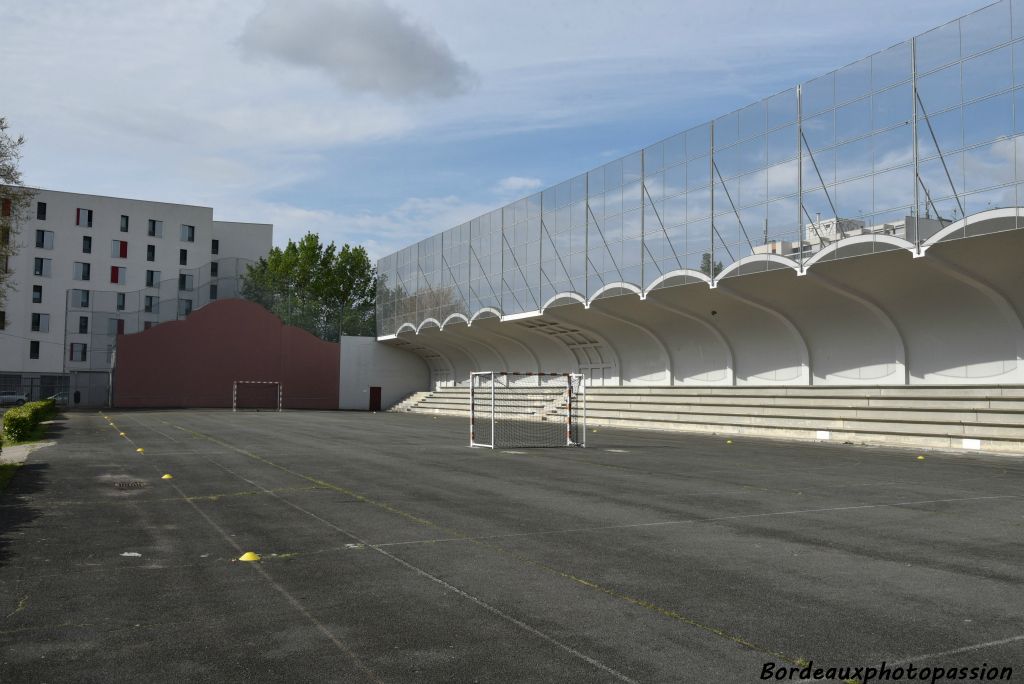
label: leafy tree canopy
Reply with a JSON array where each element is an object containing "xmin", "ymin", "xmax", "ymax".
[
  {"xmin": 1, "ymin": 117, "xmax": 35, "ymax": 306},
  {"xmin": 242, "ymin": 232, "xmax": 376, "ymax": 340}
]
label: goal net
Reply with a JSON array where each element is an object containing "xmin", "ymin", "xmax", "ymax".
[
  {"xmin": 470, "ymin": 372, "xmax": 585, "ymax": 449},
  {"xmin": 233, "ymin": 381, "xmax": 282, "ymax": 411}
]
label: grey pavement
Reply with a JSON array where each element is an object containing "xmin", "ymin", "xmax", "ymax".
[{"xmin": 0, "ymin": 410, "xmax": 1021, "ymax": 682}]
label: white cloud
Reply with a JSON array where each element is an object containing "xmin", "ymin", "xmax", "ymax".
[
  {"xmin": 239, "ymin": 0, "xmax": 476, "ymax": 100},
  {"xmin": 495, "ymin": 176, "xmax": 543, "ymax": 193}
]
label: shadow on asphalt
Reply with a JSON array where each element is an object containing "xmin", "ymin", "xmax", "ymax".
[{"xmin": 0, "ymin": 462, "xmax": 47, "ymax": 568}]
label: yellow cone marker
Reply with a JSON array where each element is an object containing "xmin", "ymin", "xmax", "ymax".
[
  {"xmin": 238, "ymin": 551, "xmax": 261, "ymax": 562},
  {"xmin": 917, "ymin": 455, "xmax": 925, "ymax": 460},
  {"xmin": 161, "ymin": 474, "xmax": 173, "ymax": 480},
  {"xmin": 726, "ymin": 439, "xmax": 733, "ymax": 444},
  {"xmin": 136, "ymin": 447, "xmax": 144, "ymax": 454},
  {"xmin": 119, "ymin": 432, "xmax": 126, "ymax": 437}
]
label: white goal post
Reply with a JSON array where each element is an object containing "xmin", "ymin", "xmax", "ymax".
[
  {"xmin": 470, "ymin": 371, "xmax": 585, "ymax": 449},
  {"xmin": 232, "ymin": 381, "xmax": 283, "ymax": 412}
]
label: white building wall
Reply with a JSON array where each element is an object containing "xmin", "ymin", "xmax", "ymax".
[
  {"xmin": 339, "ymin": 336, "xmax": 429, "ymax": 410},
  {"xmin": 1, "ymin": 188, "xmax": 272, "ymax": 378}
]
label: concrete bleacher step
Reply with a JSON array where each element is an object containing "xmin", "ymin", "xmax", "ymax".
[{"xmin": 399, "ymin": 384, "xmax": 1024, "ymax": 454}]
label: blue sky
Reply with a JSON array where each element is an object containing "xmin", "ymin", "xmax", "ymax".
[{"xmin": 5, "ymin": 0, "xmax": 977, "ymax": 261}]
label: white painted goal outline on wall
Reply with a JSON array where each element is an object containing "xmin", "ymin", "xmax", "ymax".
[{"xmin": 232, "ymin": 380, "xmax": 283, "ymax": 412}]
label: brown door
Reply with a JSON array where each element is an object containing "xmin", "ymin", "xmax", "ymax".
[{"xmin": 369, "ymin": 386, "xmax": 382, "ymax": 412}]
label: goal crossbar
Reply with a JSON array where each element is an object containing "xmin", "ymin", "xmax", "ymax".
[
  {"xmin": 232, "ymin": 380, "xmax": 283, "ymax": 412},
  {"xmin": 469, "ymin": 371, "xmax": 585, "ymax": 449}
]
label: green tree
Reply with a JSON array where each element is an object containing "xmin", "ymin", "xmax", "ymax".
[
  {"xmin": 242, "ymin": 233, "xmax": 376, "ymax": 340},
  {"xmin": 1, "ymin": 117, "xmax": 35, "ymax": 307},
  {"xmin": 699, "ymin": 252, "xmax": 722, "ymax": 278}
]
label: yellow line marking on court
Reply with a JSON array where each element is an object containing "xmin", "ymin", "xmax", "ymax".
[
  {"xmin": 160, "ymin": 417, "xmax": 805, "ymax": 668},
  {"xmin": 101, "ymin": 413, "xmax": 382, "ymax": 682},
  {"xmin": 4, "ymin": 594, "xmax": 28, "ymax": 620}
]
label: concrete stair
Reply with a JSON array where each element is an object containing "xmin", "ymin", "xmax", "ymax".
[
  {"xmin": 400, "ymin": 385, "xmax": 1024, "ymax": 454},
  {"xmin": 388, "ymin": 391, "xmax": 432, "ymax": 413}
]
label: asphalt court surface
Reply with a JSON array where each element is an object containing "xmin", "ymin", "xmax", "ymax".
[{"xmin": 1, "ymin": 409, "xmax": 1022, "ymax": 682}]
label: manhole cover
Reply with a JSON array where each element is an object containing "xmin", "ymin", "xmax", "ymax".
[{"xmin": 115, "ymin": 481, "xmax": 147, "ymax": 489}]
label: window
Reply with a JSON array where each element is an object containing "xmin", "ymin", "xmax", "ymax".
[
  {"xmin": 146, "ymin": 269, "xmax": 161, "ymax": 287},
  {"xmin": 33, "ymin": 258, "xmax": 52, "ymax": 277},
  {"xmin": 31, "ymin": 313, "xmax": 50, "ymax": 333},
  {"xmin": 108, "ymin": 318, "xmax": 125, "ymax": 335},
  {"xmin": 82, "ymin": 235, "xmax": 92, "ymax": 253},
  {"xmin": 210, "ymin": 261, "xmax": 218, "ymax": 277},
  {"xmin": 116, "ymin": 293, "xmax": 126, "ymax": 311},
  {"xmin": 179, "ymin": 248, "xmax": 187, "ymax": 265},
  {"xmin": 35, "ymin": 229, "xmax": 54, "ymax": 249},
  {"xmin": 36, "ymin": 202, "xmax": 46, "ymax": 221},
  {"xmin": 76, "ymin": 208, "xmax": 93, "ymax": 227},
  {"xmin": 209, "ymin": 283, "xmax": 218, "ymax": 300},
  {"xmin": 29, "ymin": 340, "xmax": 40, "ymax": 359},
  {"xmin": 180, "ymin": 224, "xmax": 195, "ymax": 242},
  {"xmin": 69, "ymin": 343, "xmax": 87, "ymax": 362},
  {"xmin": 0, "ymin": 310, "xmax": 4, "ymax": 329},
  {"xmin": 143, "ymin": 321, "xmax": 154, "ymax": 331},
  {"xmin": 120, "ymin": 215, "xmax": 129, "ymax": 232},
  {"xmin": 110, "ymin": 266, "xmax": 126, "ymax": 284},
  {"xmin": 147, "ymin": 219, "xmax": 163, "ymax": 237},
  {"xmin": 144, "ymin": 296, "xmax": 159, "ymax": 314},
  {"xmin": 211, "ymin": 239, "xmax": 219, "ymax": 255},
  {"xmin": 178, "ymin": 273, "xmax": 194, "ymax": 291},
  {"xmin": 146, "ymin": 244, "xmax": 155, "ymax": 261},
  {"xmin": 73, "ymin": 262, "xmax": 91, "ymax": 281},
  {"xmin": 32, "ymin": 285, "xmax": 42, "ymax": 303},
  {"xmin": 78, "ymin": 316, "xmax": 89, "ymax": 334},
  {"xmin": 178, "ymin": 298, "xmax": 193, "ymax": 317},
  {"xmin": 111, "ymin": 240, "xmax": 128, "ymax": 258},
  {"xmin": 71, "ymin": 289, "xmax": 90, "ymax": 308}
]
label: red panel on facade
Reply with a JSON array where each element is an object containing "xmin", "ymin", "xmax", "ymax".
[
  {"xmin": 113, "ymin": 299, "xmax": 339, "ymax": 409},
  {"xmin": 119, "ymin": 241, "xmax": 128, "ymax": 258}
]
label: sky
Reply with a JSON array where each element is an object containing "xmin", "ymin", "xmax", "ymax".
[{"xmin": 3, "ymin": 0, "xmax": 978, "ymax": 262}]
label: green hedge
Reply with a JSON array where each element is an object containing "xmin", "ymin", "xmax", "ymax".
[{"xmin": 2, "ymin": 399, "xmax": 56, "ymax": 443}]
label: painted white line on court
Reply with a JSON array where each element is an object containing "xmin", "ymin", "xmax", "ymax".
[
  {"xmin": 168, "ymin": 420, "xmax": 637, "ymax": 684},
  {"xmin": 892, "ymin": 633, "xmax": 1024, "ymax": 665}
]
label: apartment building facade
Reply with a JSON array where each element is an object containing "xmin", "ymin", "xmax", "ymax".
[{"xmin": 0, "ymin": 188, "xmax": 272, "ymax": 401}]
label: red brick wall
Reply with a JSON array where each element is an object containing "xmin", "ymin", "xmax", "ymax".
[{"xmin": 113, "ymin": 299, "xmax": 339, "ymax": 409}]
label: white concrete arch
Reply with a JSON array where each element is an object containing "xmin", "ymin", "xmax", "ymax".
[
  {"xmin": 812, "ymin": 244, "xmax": 1023, "ymax": 384},
  {"xmin": 418, "ymin": 327, "xmax": 496, "ymax": 377},
  {"xmin": 389, "ymin": 335, "xmax": 457, "ymax": 387},
  {"xmin": 714, "ymin": 283, "xmax": 812, "ymax": 385},
  {"xmin": 715, "ymin": 254, "xmax": 799, "ymax": 281},
  {"xmin": 587, "ymin": 282, "xmax": 643, "ymax": 307},
  {"xmin": 586, "ymin": 302, "xmax": 674, "ymax": 385},
  {"xmin": 416, "ymin": 318, "xmax": 442, "ymax": 334},
  {"xmin": 518, "ymin": 307, "xmax": 624, "ymax": 385},
  {"xmin": 921, "ymin": 254, "xmax": 1024, "ymax": 365},
  {"xmin": 434, "ymin": 318, "xmax": 514, "ymax": 373},
  {"xmin": 802, "ymin": 234, "xmax": 915, "ymax": 271},
  {"xmin": 462, "ymin": 323, "xmax": 543, "ymax": 374},
  {"xmin": 643, "ymin": 297, "xmax": 735, "ymax": 385},
  {"xmin": 396, "ymin": 322, "xmax": 417, "ymax": 335},
  {"xmin": 541, "ymin": 292, "xmax": 587, "ymax": 312},
  {"xmin": 920, "ymin": 207, "xmax": 1020, "ymax": 253},
  {"xmin": 440, "ymin": 313, "xmax": 470, "ymax": 329},
  {"xmin": 643, "ymin": 269, "xmax": 712, "ymax": 297},
  {"xmin": 803, "ymin": 271, "xmax": 910, "ymax": 384},
  {"xmin": 493, "ymin": 319, "xmax": 580, "ymax": 375},
  {"xmin": 469, "ymin": 307, "xmax": 502, "ymax": 323}
]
